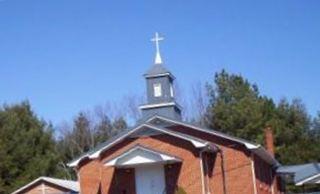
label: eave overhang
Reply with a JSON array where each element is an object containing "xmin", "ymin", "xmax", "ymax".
[
  {"xmin": 139, "ymin": 102, "xmax": 182, "ymax": 110},
  {"xmin": 104, "ymin": 145, "xmax": 182, "ymax": 167},
  {"xmin": 68, "ymin": 123, "xmax": 212, "ymax": 167},
  {"xmin": 146, "ymin": 115, "xmax": 279, "ymax": 167}
]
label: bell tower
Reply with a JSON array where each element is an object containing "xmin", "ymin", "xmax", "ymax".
[{"xmin": 139, "ymin": 33, "xmax": 182, "ymax": 120}]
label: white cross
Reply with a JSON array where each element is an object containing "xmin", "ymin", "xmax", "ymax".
[{"xmin": 151, "ymin": 32, "xmax": 164, "ymax": 64}]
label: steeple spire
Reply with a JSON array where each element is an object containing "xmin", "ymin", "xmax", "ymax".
[
  {"xmin": 151, "ymin": 32, "xmax": 164, "ymax": 64},
  {"xmin": 140, "ymin": 33, "xmax": 182, "ymax": 120}
]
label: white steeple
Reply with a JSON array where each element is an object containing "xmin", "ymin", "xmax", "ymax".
[{"xmin": 151, "ymin": 32, "xmax": 164, "ymax": 64}]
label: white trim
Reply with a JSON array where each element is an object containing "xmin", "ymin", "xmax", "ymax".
[
  {"xmin": 68, "ymin": 115, "xmax": 278, "ymax": 168},
  {"xmin": 296, "ymin": 173, "xmax": 320, "ymax": 186},
  {"xmin": 77, "ymin": 170, "xmax": 82, "ymax": 194},
  {"xmin": 143, "ymin": 124, "xmax": 208, "ymax": 148},
  {"xmin": 68, "ymin": 154, "xmax": 89, "ymax": 167},
  {"xmin": 145, "ymin": 72, "xmax": 175, "ymax": 79},
  {"xmin": 147, "ymin": 116, "xmax": 280, "ymax": 165},
  {"xmin": 146, "ymin": 115, "xmax": 260, "ymax": 149},
  {"xmin": 139, "ymin": 102, "xmax": 181, "ymax": 110},
  {"xmin": 41, "ymin": 183, "xmax": 45, "ymax": 194},
  {"xmin": 105, "ymin": 145, "xmax": 181, "ymax": 167},
  {"xmin": 69, "ymin": 123, "xmax": 208, "ymax": 167},
  {"xmin": 200, "ymin": 151, "xmax": 206, "ymax": 194},
  {"xmin": 270, "ymin": 168, "xmax": 275, "ymax": 194},
  {"xmin": 90, "ymin": 124, "xmax": 207, "ymax": 159},
  {"xmin": 251, "ymin": 153, "xmax": 258, "ymax": 194}
]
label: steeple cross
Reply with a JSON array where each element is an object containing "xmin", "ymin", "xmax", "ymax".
[{"xmin": 151, "ymin": 32, "xmax": 164, "ymax": 64}]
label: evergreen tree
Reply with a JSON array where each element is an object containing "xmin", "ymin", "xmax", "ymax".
[
  {"xmin": 203, "ymin": 70, "xmax": 319, "ymax": 165},
  {"xmin": 72, "ymin": 112, "xmax": 92, "ymax": 154},
  {"xmin": 311, "ymin": 112, "xmax": 320, "ymax": 136},
  {"xmin": 204, "ymin": 69, "xmax": 275, "ymax": 142},
  {"xmin": 0, "ymin": 102, "xmax": 60, "ymax": 193}
]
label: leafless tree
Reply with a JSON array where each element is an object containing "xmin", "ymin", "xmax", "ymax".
[{"xmin": 190, "ymin": 81, "xmax": 209, "ymax": 126}]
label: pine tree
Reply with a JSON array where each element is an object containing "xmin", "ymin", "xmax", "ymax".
[
  {"xmin": 0, "ymin": 102, "xmax": 60, "ymax": 193},
  {"xmin": 203, "ymin": 70, "xmax": 319, "ymax": 165}
]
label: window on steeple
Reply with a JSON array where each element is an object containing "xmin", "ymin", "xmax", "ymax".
[{"xmin": 153, "ymin": 83, "xmax": 162, "ymax": 97}]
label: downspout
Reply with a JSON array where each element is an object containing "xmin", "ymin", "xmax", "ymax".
[
  {"xmin": 204, "ymin": 153, "xmax": 211, "ymax": 194},
  {"xmin": 218, "ymin": 149, "xmax": 228, "ymax": 194}
]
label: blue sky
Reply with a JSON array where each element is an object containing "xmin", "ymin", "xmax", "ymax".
[{"xmin": 0, "ymin": 0, "xmax": 319, "ymax": 124}]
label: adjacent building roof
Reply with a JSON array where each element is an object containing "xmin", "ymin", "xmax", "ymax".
[
  {"xmin": 11, "ymin": 177, "xmax": 79, "ymax": 194},
  {"xmin": 68, "ymin": 114, "xmax": 279, "ymax": 168},
  {"xmin": 277, "ymin": 163, "xmax": 320, "ymax": 185}
]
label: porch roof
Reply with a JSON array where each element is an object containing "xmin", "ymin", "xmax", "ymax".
[{"xmin": 105, "ymin": 145, "xmax": 182, "ymax": 167}]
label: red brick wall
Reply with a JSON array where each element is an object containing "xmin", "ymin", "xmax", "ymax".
[
  {"xmin": 107, "ymin": 168, "xmax": 136, "ymax": 194},
  {"xmin": 169, "ymin": 125, "xmax": 259, "ymax": 194},
  {"xmin": 253, "ymin": 155, "xmax": 285, "ymax": 194},
  {"xmin": 79, "ymin": 135, "xmax": 203, "ymax": 194},
  {"xmin": 254, "ymin": 154, "xmax": 274, "ymax": 194},
  {"xmin": 77, "ymin": 125, "xmax": 279, "ymax": 194}
]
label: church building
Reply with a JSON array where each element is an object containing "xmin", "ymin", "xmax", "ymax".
[{"xmin": 67, "ymin": 33, "xmax": 285, "ymax": 194}]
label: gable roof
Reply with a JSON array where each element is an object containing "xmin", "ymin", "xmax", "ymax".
[
  {"xmin": 145, "ymin": 115, "xmax": 260, "ymax": 149},
  {"xmin": 277, "ymin": 163, "xmax": 320, "ymax": 185},
  {"xmin": 11, "ymin": 177, "xmax": 79, "ymax": 194},
  {"xmin": 104, "ymin": 144, "xmax": 182, "ymax": 167},
  {"xmin": 68, "ymin": 114, "xmax": 279, "ymax": 168},
  {"xmin": 68, "ymin": 123, "xmax": 216, "ymax": 167},
  {"xmin": 146, "ymin": 115, "xmax": 279, "ymax": 167}
]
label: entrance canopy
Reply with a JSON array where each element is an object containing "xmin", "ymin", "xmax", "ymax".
[{"xmin": 105, "ymin": 145, "xmax": 181, "ymax": 167}]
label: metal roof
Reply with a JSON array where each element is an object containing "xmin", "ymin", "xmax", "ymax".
[
  {"xmin": 11, "ymin": 177, "xmax": 79, "ymax": 194},
  {"xmin": 146, "ymin": 115, "xmax": 279, "ymax": 167},
  {"xmin": 68, "ymin": 122, "xmax": 216, "ymax": 167},
  {"xmin": 68, "ymin": 114, "xmax": 279, "ymax": 168},
  {"xmin": 146, "ymin": 115, "xmax": 261, "ymax": 149},
  {"xmin": 144, "ymin": 63, "xmax": 172, "ymax": 78},
  {"xmin": 277, "ymin": 163, "xmax": 320, "ymax": 185}
]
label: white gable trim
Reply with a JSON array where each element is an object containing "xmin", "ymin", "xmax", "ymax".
[
  {"xmin": 144, "ymin": 72, "xmax": 176, "ymax": 80},
  {"xmin": 139, "ymin": 102, "xmax": 182, "ymax": 110},
  {"xmin": 89, "ymin": 124, "xmax": 207, "ymax": 159},
  {"xmin": 68, "ymin": 123, "xmax": 209, "ymax": 167},
  {"xmin": 146, "ymin": 115, "xmax": 279, "ymax": 166},
  {"xmin": 105, "ymin": 145, "xmax": 181, "ymax": 167},
  {"xmin": 146, "ymin": 115, "xmax": 260, "ymax": 149}
]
